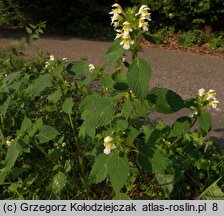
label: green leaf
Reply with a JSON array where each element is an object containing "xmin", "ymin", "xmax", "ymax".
[
  {"xmin": 133, "ymin": 99, "xmax": 150, "ymax": 117},
  {"xmin": 104, "ymin": 39, "xmax": 125, "ymax": 63},
  {"xmin": 25, "ymin": 26, "xmax": 32, "ymax": 34},
  {"xmin": 127, "ymin": 58, "xmax": 151, "ymax": 100},
  {"xmin": 143, "ymin": 33, "xmax": 166, "ymax": 44},
  {"xmin": 147, "ymin": 87, "xmax": 185, "ymax": 114},
  {"xmin": 66, "ymin": 60, "xmax": 88, "ymax": 75},
  {"xmin": 52, "ymin": 171, "xmax": 67, "ymax": 195},
  {"xmin": 108, "ymin": 153, "xmax": 129, "ymax": 193},
  {"xmin": 112, "ymin": 193, "xmax": 131, "ymax": 200},
  {"xmin": 89, "ymin": 153, "xmax": 111, "ymax": 184},
  {"xmin": 21, "ymin": 116, "xmax": 32, "ymax": 131},
  {"xmin": 168, "ymin": 117, "xmax": 192, "ymax": 138},
  {"xmin": 99, "ymin": 74, "xmax": 113, "ymax": 89},
  {"xmin": 29, "ymin": 74, "xmax": 53, "ymax": 98},
  {"xmin": 151, "ymin": 148, "xmax": 172, "ymax": 174},
  {"xmin": 198, "ymin": 178, "xmax": 224, "ymax": 200},
  {"xmin": 122, "ymin": 101, "xmax": 132, "ymax": 120},
  {"xmin": 197, "ymin": 111, "xmax": 212, "ymax": 134},
  {"xmin": 62, "ymin": 98, "xmax": 74, "ymax": 114},
  {"xmin": 114, "ymin": 119, "xmax": 128, "ymax": 131},
  {"xmin": 48, "ymin": 89, "xmax": 62, "ymax": 104},
  {"xmin": 36, "ymin": 125, "xmax": 59, "ymax": 144},
  {"xmin": 79, "ymin": 95, "xmax": 116, "ymax": 137}
]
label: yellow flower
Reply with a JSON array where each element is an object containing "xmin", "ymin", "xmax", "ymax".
[
  {"xmin": 103, "ymin": 136, "xmax": 116, "ymax": 155},
  {"xmin": 135, "ymin": 5, "xmax": 151, "ymax": 32},
  {"xmin": 122, "ymin": 21, "xmax": 133, "ymax": 36},
  {"xmin": 88, "ymin": 64, "xmax": 95, "ymax": 72},
  {"xmin": 198, "ymin": 88, "xmax": 205, "ymax": 97},
  {"xmin": 209, "ymin": 99, "xmax": 219, "ymax": 109},
  {"xmin": 109, "ymin": 3, "xmax": 123, "ymax": 26},
  {"xmin": 169, "ymin": 13, "xmax": 174, "ymax": 18},
  {"xmin": 120, "ymin": 35, "xmax": 134, "ymax": 50},
  {"xmin": 205, "ymin": 89, "xmax": 216, "ymax": 100}
]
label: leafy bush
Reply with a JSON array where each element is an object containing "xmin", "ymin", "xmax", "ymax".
[
  {"xmin": 177, "ymin": 30, "xmax": 207, "ymax": 47},
  {"xmin": 133, "ymin": 0, "xmax": 224, "ymax": 31},
  {"xmin": 209, "ymin": 32, "xmax": 224, "ymax": 49},
  {"xmin": 0, "ymin": 3, "xmax": 223, "ymax": 200}
]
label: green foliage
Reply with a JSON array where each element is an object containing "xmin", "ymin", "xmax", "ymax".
[
  {"xmin": 0, "ymin": 3, "xmax": 223, "ymax": 200},
  {"xmin": 177, "ymin": 30, "xmax": 207, "ymax": 47}
]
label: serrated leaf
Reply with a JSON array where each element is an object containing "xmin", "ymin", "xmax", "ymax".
[
  {"xmin": 79, "ymin": 95, "xmax": 116, "ymax": 137},
  {"xmin": 108, "ymin": 153, "xmax": 129, "ymax": 193},
  {"xmin": 122, "ymin": 101, "xmax": 132, "ymax": 120},
  {"xmin": 104, "ymin": 39, "xmax": 125, "ymax": 63},
  {"xmin": 99, "ymin": 74, "xmax": 113, "ymax": 89},
  {"xmin": 89, "ymin": 153, "xmax": 111, "ymax": 184},
  {"xmin": 147, "ymin": 87, "xmax": 185, "ymax": 114},
  {"xmin": 52, "ymin": 171, "xmax": 67, "ymax": 195},
  {"xmin": 29, "ymin": 74, "xmax": 53, "ymax": 98},
  {"xmin": 197, "ymin": 111, "xmax": 212, "ymax": 134},
  {"xmin": 157, "ymin": 174, "xmax": 174, "ymax": 197},
  {"xmin": 62, "ymin": 98, "xmax": 74, "ymax": 114},
  {"xmin": 36, "ymin": 125, "xmax": 59, "ymax": 144},
  {"xmin": 168, "ymin": 116, "xmax": 192, "ymax": 138},
  {"xmin": 112, "ymin": 193, "xmax": 130, "ymax": 200},
  {"xmin": 127, "ymin": 58, "xmax": 151, "ymax": 101},
  {"xmin": 66, "ymin": 60, "xmax": 88, "ymax": 75}
]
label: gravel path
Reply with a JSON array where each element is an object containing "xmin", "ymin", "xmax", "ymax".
[{"xmin": 0, "ymin": 31, "xmax": 224, "ymax": 145}]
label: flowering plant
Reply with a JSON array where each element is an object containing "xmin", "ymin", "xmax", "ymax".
[{"xmin": 0, "ymin": 3, "xmax": 223, "ymax": 200}]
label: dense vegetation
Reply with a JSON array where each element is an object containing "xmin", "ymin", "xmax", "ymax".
[{"xmin": 0, "ymin": 4, "xmax": 223, "ymax": 200}]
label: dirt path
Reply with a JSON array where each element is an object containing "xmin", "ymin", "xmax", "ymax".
[{"xmin": 0, "ymin": 31, "xmax": 224, "ymax": 145}]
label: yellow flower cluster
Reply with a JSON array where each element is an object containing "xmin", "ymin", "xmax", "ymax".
[
  {"xmin": 109, "ymin": 3, "xmax": 151, "ymax": 50},
  {"xmin": 103, "ymin": 136, "xmax": 116, "ymax": 155},
  {"xmin": 135, "ymin": 5, "xmax": 151, "ymax": 32},
  {"xmin": 198, "ymin": 88, "xmax": 219, "ymax": 109}
]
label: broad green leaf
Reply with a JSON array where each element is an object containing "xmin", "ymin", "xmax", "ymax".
[
  {"xmin": 147, "ymin": 87, "xmax": 185, "ymax": 114},
  {"xmin": 133, "ymin": 99, "xmax": 150, "ymax": 117},
  {"xmin": 64, "ymin": 160, "xmax": 74, "ymax": 173},
  {"xmin": 143, "ymin": 33, "xmax": 166, "ymax": 44},
  {"xmin": 62, "ymin": 98, "xmax": 74, "ymax": 114},
  {"xmin": 126, "ymin": 127, "xmax": 141, "ymax": 147},
  {"xmin": 104, "ymin": 39, "xmax": 125, "ymax": 63},
  {"xmin": 122, "ymin": 101, "xmax": 132, "ymax": 120},
  {"xmin": 82, "ymin": 71, "xmax": 98, "ymax": 85},
  {"xmin": 151, "ymin": 148, "xmax": 172, "ymax": 174},
  {"xmin": 0, "ymin": 140, "xmax": 24, "ymax": 183},
  {"xmin": 36, "ymin": 125, "xmax": 59, "ymax": 144},
  {"xmin": 198, "ymin": 178, "xmax": 224, "ymax": 200},
  {"xmin": 48, "ymin": 89, "xmax": 62, "ymax": 104},
  {"xmin": 108, "ymin": 153, "xmax": 129, "ymax": 193},
  {"xmin": 112, "ymin": 193, "xmax": 131, "ymax": 200},
  {"xmin": 89, "ymin": 153, "xmax": 111, "ymax": 184},
  {"xmin": 114, "ymin": 119, "xmax": 128, "ymax": 131},
  {"xmin": 52, "ymin": 171, "xmax": 67, "ymax": 195},
  {"xmin": 79, "ymin": 95, "xmax": 116, "ymax": 137},
  {"xmin": 127, "ymin": 58, "xmax": 151, "ymax": 101},
  {"xmin": 25, "ymin": 26, "xmax": 32, "ymax": 34},
  {"xmin": 29, "ymin": 74, "xmax": 53, "ymax": 97},
  {"xmin": 197, "ymin": 111, "xmax": 212, "ymax": 134},
  {"xmin": 168, "ymin": 116, "xmax": 192, "ymax": 138},
  {"xmin": 21, "ymin": 116, "xmax": 32, "ymax": 131},
  {"xmin": 99, "ymin": 74, "xmax": 113, "ymax": 89},
  {"xmin": 66, "ymin": 60, "xmax": 88, "ymax": 75}
]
